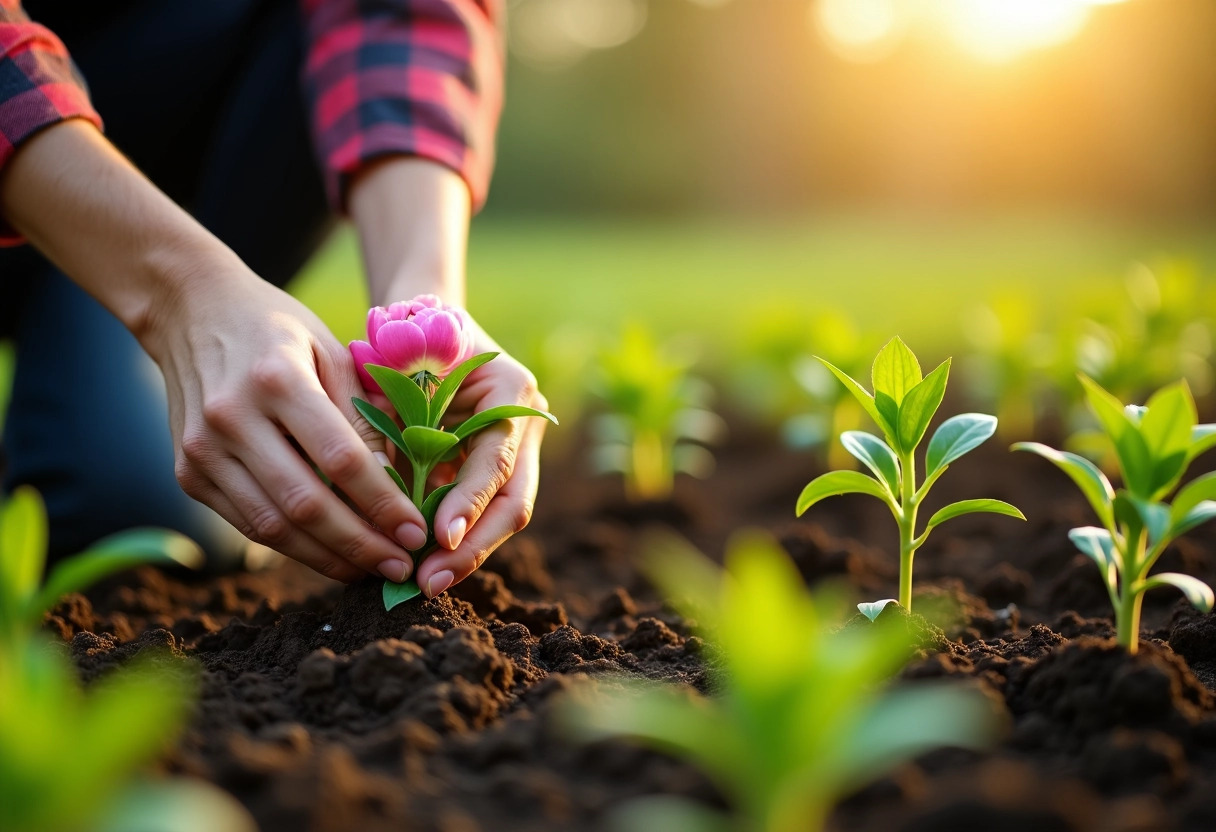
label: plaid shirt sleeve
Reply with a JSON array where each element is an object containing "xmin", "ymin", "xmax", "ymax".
[
  {"xmin": 0, "ymin": 1, "xmax": 103, "ymax": 245},
  {"xmin": 300, "ymin": 0, "xmax": 504, "ymax": 214}
]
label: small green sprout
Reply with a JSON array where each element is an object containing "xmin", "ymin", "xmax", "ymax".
[
  {"xmin": 566, "ymin": 534, "xmax": 1000, "ymax": 832},
  {"xmin": 796, "ymin": 337, "xmax": 1025, "ymax": 612},
  {"xmin": 352, "ymin": 352, "xmax": 557, "ymax": 609},
  {"xmin": 0, "ymin": 487, "xmax": 202, "ymax": 644},
  {"xmin": 1014, "ymin": 377, "xmax": 1216, "ymax": 654},
  {"xmin": 588, "ymin": 325, "xmax": 724, "ymax": 502}
]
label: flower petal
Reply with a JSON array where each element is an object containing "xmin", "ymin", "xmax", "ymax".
[
  {"xmin": 367, "ymin": 307, "xmax": 390, "ymax": 348},
  {"xmin": 415, "ymin": 310, "xmax": 464, "ymax": 374},
  {"xmin": 375, "ymin": 320, "xmax": 429, "ymax": 372},
  {"xmin": 349, "ymin": 340, "xmax": 387, "ymax": 392}
]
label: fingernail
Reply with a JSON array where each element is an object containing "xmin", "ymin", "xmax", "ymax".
[
  {"xmin": 396, "ymin": 523, "xmax": 428, "ymax": 551},
  {"xmin": 446, "ymin": 517, "xmax": 467, "ymax": 550},
  {"xmin": 377, "ymin": 558, "xmax": 411, "ymax": 583},
  {"xmin": 426, "ymin": 569, "xmax": 455, "ymax": 599},
  {"xmin": 373, "ymin": 451, "xmax": 392, "ymax": 468}
]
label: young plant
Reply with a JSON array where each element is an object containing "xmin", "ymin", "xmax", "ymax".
[
  {"xmin": 565, "ymin": 533, "xmax": 1000, "ymax": 832},
  {"xmin": 349, "ymin": 297, "xmax": 557, "ymax": 609},
  {"xmin": 796, "ymin": 337, "xmax": 1024, "ymax": 612},
  {"xmin": 0, "ymin": 487, "xmax": 202, "ymax": 645},
  {"xmin": 1014, "ymin": 377, "xmax": 1216, "ymax": 654},
  {"xmin": 588, "ymin": 325, "xmax": 724, "ymax": 502}
]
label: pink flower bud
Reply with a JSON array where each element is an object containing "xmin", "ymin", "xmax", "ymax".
[{"xmin": 349, "ymin": 296, "xmax": 475, "ymax": 392}]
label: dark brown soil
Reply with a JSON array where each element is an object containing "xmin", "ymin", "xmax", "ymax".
[{"xmin": 54, "ymin": 411, "xmax": 1216, "ymax": 832}]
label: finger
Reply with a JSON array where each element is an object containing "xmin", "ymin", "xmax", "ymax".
[
  {"xmin": 257, "ymin": 347, "xmax": 428, "ymax": 549},
  {"xmin": 185, "ymin": 464, "xmax": 367, "ymax": 583},
  {"xmin": 432, "ymin": 417, "xmax": 521, "ymax": 551},
  {"xmin": 230, "ymin": 422, "xmax": 418, "ymax": 581},
  {"xmin": 418, "ymin": 419, "xmax": 542, "ymax": 597}
]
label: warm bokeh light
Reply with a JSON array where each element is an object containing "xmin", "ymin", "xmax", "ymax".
[
  {"xmin": 943, "ymin": 0, "xmax": 1091, "ymax": 63},
  {"xmin": 508, "ymin": 0, "xmax": 647, "ymax": 68},
  {"xmin": 810, "ymin": 0, "xmax": 1134, "ymax": 64},
  {"xmin": 812, "ymin": 0, "xmax": 905, "ymax": 63}
]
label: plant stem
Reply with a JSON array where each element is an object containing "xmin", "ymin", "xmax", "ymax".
[
  {"xmin": 1117, "ymin": 588, "xmax": 1145, "ymax": 654},
  {"xmin": 898, "ymin": 451, "xmax": 919, "ymax": 611},
  {"xmin": 412, "ymin": 464, "xmax": 428, "ymax": 512}
]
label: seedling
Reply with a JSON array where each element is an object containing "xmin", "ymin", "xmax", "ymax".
[
  {"xmin": 588, "ymin": 325, "xmax": 724, "ymax": 501},
  {"xmin": 1015, "ymin": 377, "xmax": 1216, "ymax": 654},
  {"xmin": 350, "ymin": 299, "xmax": 556, "ymax": 608},
  {"xmin": 796, "ymin": 337, "xmax": 1024, "ymax": 612},
  {"xmin": 566, "ymin": 534, "xmax": 1000, "ymax": 832},
  {"xmin": 0, "ymin": 487, "xmax": 202, "ymax": 644}
]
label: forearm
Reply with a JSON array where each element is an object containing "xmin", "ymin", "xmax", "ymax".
[
  {"xmin": 348, "ymin": 157, "xmax": 470, "ymax": 308},
  {"xmin": 0, "ymin": 119, "xmax": 246, "ymax": 345}
]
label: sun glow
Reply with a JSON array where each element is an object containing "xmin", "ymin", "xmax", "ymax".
[{"xmin": 813, "ymin": 0, "xmax": 1133, "ymax": 63}]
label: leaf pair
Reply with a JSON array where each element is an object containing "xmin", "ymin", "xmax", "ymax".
[
  {"xmin": 0, "ymin": 487, "xmax": 202, "ymax": 641},
  {"xmin": 820, "ymin": 337, "xmax": 948, "ymax": 454}
]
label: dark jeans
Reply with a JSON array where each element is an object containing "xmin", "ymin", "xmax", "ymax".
[{"xmin": 1, "ymin": 0, "xmax": 332, "ymax": 565}]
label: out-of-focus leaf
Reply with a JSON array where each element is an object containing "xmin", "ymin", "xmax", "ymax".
[
  {"xmin": 1116, "ymin": 494, "xmax": 1170, "ymax": 547},
  {"xmin": 365, "ymin": 364, "xmax": 429, "ymax": 428},
  {"xmin": 96, "ymin": 779, "xmax": 258, "ymax": 832},
  {"xmin": 896, "ymin": 359, "xmax": 950, "ymax": 451},
  {"xmin": 1012, "ymin": 442, "xmax": 1115, "ymax": 528},
  {"xmin": 608, "ymin": 796, "xmax": 734, "ymax": 832},
  {"xmin": 1188, "ymin": 424, "xmax": 1216, "ymax": 464},
  {"xmin": 1079, "ymin": 375, "xmax": 1153, "ymax": 497},
  {"xmin": 0, "ymin": 486, "xmax": 46, "ymax": 629},
  {"xmin": 34, "ymin": 530, "xmax": 202, "ymax": 622},
  {"xmin": 927, "ymin": 414, "xmax": 998, "ymax": 480},
  {"xmin": 840, "ymin": 432, "xmax": 900, "ymax": 496},
  {"xmin": 796, "ymin": 471, "xmax": 892, "ymax": 516}
]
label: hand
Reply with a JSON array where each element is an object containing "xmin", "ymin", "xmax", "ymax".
[
  {"xmin": 414, "ymin": 319, "xmax": 549, "ymax": 598},
  {"xmin": 143, "ymin": 267, "xmax": 430, "ymax": 583}
]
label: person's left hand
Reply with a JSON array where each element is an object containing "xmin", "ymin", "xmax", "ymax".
[{"xmin": 410, "ymin": 318, "xmax": 549, "ymax": 599}]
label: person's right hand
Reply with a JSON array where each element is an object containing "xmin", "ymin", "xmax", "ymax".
[{"xmin": 141, "ymin": 267, "xmax": 429, "ymax": 583}]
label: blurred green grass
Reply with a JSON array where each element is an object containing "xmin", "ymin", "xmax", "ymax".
[{"xmin": 290, "ymin": 214, "xmax": 1216, "ymax": 357}]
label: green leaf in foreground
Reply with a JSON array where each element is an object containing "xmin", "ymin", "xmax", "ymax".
[
  {"xmin": 896, "ymin": 359, "xmax": 950, "ymax": 451},
  {"xmin": 365, "ymin": 364, "xmax": 429, "ymax": 427},
  {"xmin": 926, "ymin": 414, "xmax": 998, "ymax": 480},
  {"xmin": 383, "ymin": 578, "xmax": 423, "ymax": 610},
  {"xmin": 352, "ymin": 397, "xmax": 408, "ymax": 455},
  {"xmin": 839, "ymin": 432, "xmax": 900, "ymax": 495},
  {"xmin": 429, "ymin": 352, "xmax": 498, "ymax": 426},
  {"xmin": 1012, "ymin": 442, "xmax": 1115, "ymax": 528}
]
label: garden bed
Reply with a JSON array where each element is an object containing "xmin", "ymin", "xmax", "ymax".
[{"xmin": 53, "ymin": 413, "xmax": 1216, "ymax": 832}]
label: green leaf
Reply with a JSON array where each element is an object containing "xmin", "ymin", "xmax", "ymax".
[
  {"xmin": 1068, "ymin": 526, "xmax": 1119, "ymax": 597},
  {"xmin": 871, "ymin": 337, "xmax": 921, "ymax": 406},
  {"xmin": 840, "ymin": 431, "xmax": 900, "ymax": 495},
  {"xmin": 926, "ymin": 414, "xmax": 997, "ymax": 480},
  {"xmin": 857, "ymin": 599, "xmax": 898, "ymax": 622},
  {"xmin": 923, "ymin": 499, "xmax": 1025, "ymax": 535},
  {"xmin": 400, "ymin": 426, "xmax": 462, "ymax": 474},
  {"xmin": 421, "ymin": 482, "xmax": 458, "ymax": 532},
  {"xmin": 896, "ymin": 358, "xmax": 951, "ymax": 451},
  {"xmin": 383, "ymin": 578, "xmax": 423, "ymax": 610},
  {"xmin": 874, "ymin": 393, "xmax": 900, "ymax": 447},
  {"xmin": 1187, "ymin": 424, "xmax": 1216, "ymax": 465},
  {"xmin": 1116, "ymin": 494, "xmax": 1170, "ymax": 547},
  {"xmin": 796, "ymin": 471, "xmax": 892, "ymax": 516},
  {"xmin": 1012, "ymin": 442, "xmax": 1115, "ymax": 529},
  {"xmin": 1170, "ymin": 472, "xmax": 1216, "ymax": 527},
  {"xmin": 452, "ymin": 405, "xmax": 558, "ymax": 442},
  {"xmin": 365, "ymin": 365, "xmax": 429, "ymax": 427},
  {"xmin": 1139, "ymin": 381, "xmax": 1197, "ymax": 496},
  {"xmin": 608, "ymin": 797, "xmax": 734, "ymax": 832},
  {"xmin": 33, "ymin": 530, "xmax": 202, "ymax": 622},
  {"xmin": 1142, "ymin": 572, "xmax": 1215, "ymax": 612},
  {"xmin": 816, "ymin": 357, "xmax": 890, "ymax": 438},
  {"xmin": 384, "ymin": 465, "xmax": 408, "ymax": 495},
  {"xmin": 0, "ymin": 486, "xmax": 47, "ymax": 611},
  {"xmin": 1079, "ymin": 375, "xmax": 1153, "ymax": 497},
  {"xmin": 352, "ymin": 398, "xmax": 408, "ymax": 455},
  {"xmin": 429, "ymin": 352, "xmax": 498, "ymax": 427},
  {"xmin": 1169, "ymin": 502, "xmax": 1216, "ymax": 539}
]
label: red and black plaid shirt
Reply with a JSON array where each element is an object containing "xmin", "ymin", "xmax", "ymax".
[{"xmin": 0, "ymin": 0, "xmax": 503, "ymax": 242}]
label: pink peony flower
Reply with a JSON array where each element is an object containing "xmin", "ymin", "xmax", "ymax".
[{"xmin": 349, "ymin": 295, "xmax": 474, "ymax": 391}]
